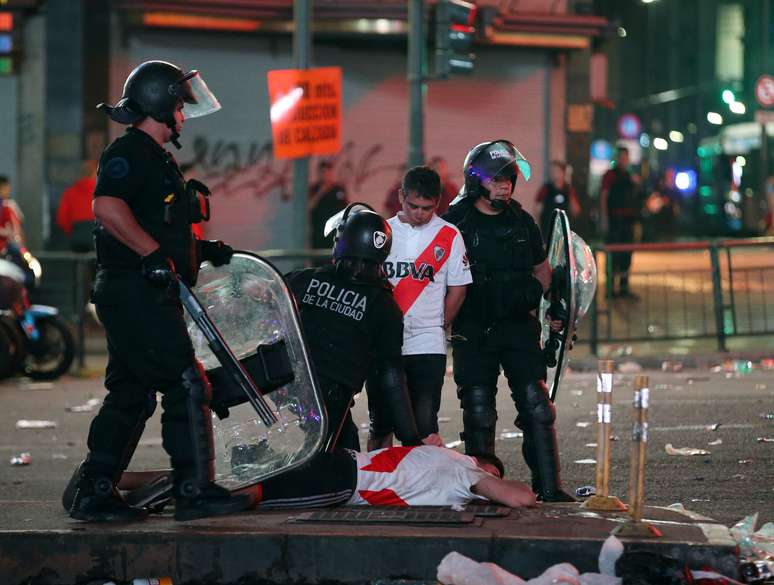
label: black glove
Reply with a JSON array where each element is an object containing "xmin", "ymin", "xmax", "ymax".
[
  {"xmin": 141, "ymin": 248, "xmax": 177, "ymax": 289},
  {"xmin": 197, "ymin": 239, "xmax": 234, "ymax": 267},
  {"xmin": 510, "ymin": 276, "xmax": 545, "ymax": 314}
]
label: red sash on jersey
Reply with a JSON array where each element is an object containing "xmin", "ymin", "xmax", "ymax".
[{"xmin": 392, "ymin": 225, "xmax": 457, "ymax": 314}]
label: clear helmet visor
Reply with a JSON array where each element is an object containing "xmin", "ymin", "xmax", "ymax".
[
  {"xmin": 471, "ymin": 141, "xmax": 532, "ymax": 183},
  {"xmin": 323, "ymin": 203, "xmax": 375, "ymax": 238},
  {"xmin": 179, "ymin": 71, "xmax": 221, "ymax": 119}
]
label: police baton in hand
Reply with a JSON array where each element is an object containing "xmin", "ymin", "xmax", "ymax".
[{"xmin": 177, "ymin": 277, "xmax": 278, "ymax": 426}]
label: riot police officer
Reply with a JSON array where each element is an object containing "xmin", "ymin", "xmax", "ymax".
[
  {"xmin": 285, "ymin": 204, "xmax": 423, "ymax": 451},
  {"xmin": 443, "ymin": 140, "xmax": 574, "ymax": 502},
  {"xmin": 66, "ymin": 60, "xmax": 253, "ymax": 521}
]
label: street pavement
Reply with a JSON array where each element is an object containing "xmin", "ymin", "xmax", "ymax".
[{"xmin": 0, "ymin": 355, "xmax": 771, "ymax": 527}]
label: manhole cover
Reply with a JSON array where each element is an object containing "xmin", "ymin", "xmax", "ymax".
[{"xmin": 290, "ymin": 507, "xmax": 476, "ymax": 524}]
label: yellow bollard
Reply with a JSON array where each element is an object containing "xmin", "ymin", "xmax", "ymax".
[
  {"xmin": 614, "ymin": 375, "xmax": 661, "ymax": 537},
  {"xmin": 582, "ymin": 360, "xmax": 627, "ymax": 511}
]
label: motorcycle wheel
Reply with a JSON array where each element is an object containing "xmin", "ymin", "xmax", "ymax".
[
  {"xmin": 23, "ymin": 316, "xmax": 76, "ymax": 380},
  {"xmin": 0, "ymin": 323, "xmax": 13, "ymax": 378},
  {"xmin": 0, "ymin": 316, "xmax": 27, "ymax": 377}
]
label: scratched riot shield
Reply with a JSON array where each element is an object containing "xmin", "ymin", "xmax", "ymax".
[
  {"xmin": 540, "ymin": 210, "xmax": 597, "ymax": 402},
  {"xmin": 185, "ymin": 252, "xmax": 326, "ymax": 490}
]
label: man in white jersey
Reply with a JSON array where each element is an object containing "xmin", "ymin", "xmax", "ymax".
[
  {"xmin": 369, "ymin": 166, "xmax": 472, "ymax": 449},
  {"xmin": 109, "ymin": 446, "xmax": 537, "ymax": 511}
]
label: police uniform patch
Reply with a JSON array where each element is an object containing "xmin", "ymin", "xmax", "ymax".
[{"xmin": 105, "ymin": 157, "xmax": 130, "ymax": 179}]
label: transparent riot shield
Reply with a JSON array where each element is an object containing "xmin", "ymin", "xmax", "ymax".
[
  {"xmin": 539, "ymin": 210, "xmax": 597, "ymax": 402},
  {"xmin": 185, "ymin": 252, "xmax": 326, "ymax": 490}
]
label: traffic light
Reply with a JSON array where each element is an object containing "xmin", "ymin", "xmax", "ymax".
[
  {"xmin": 0, "ymin": 12, "xmax": 13, "ymax": 75},
  {"xmin": 433, "ymin": 0, "xmax": 477, "ymax": 78}
]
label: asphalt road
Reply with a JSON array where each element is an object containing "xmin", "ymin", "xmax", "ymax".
[{"xmin": 0, "ymin": 358, "xmax": 771, "ymax": 528}]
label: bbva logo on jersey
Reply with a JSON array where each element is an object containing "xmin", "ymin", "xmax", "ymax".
[{"xmin": 383, "ymin": 261, "xmax": 435, "ymax": 282}]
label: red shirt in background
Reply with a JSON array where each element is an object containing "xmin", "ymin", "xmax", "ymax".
[{"xmin": 56, "ymin": 177, "xmax": 96, "ymax": 236}]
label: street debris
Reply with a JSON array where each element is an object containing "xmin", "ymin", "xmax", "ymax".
[
  {"xmin": 9, "ymin": 452, "xmax": 31, "ymax": 466},
  {"xmin": 576, "ymin": 485, "xmax": 596, "ymax": 498},
  {"xmin": 685, "ymin": 376, "xmax": 710, "ymax": 384},
  {"xmin": 17, "ymin": 381, "xmax": 54, "ymax": 391},
  {"xmin": 571, "ymin": 390, "xmax": 584, "ymax": 396},
  {"xmin": 576, "ymin": 421, "xmax": 591, "ymax": 428},
  {"xmin": 617, "ymin": 361, "xmax": 642, "ymax": 374},
  {"xmin": 665, "ymin": 443, "xmax": 711, "ymax": 456},
  {"xmin": 66, "ymin": 398, "xmax": 102, "ymax": 413},
  {"xmin": 15, "ymin": 420, "xmax": 57, "ymax": 429},
  {"xmin": 51, "ymin": 453, "xmax": 68, "ymax": 460},
  {"xmin": 585, "ymin": 443, "xmax": 598, "ymax": 448},
  {"xmin": 760, "ymin": 413, "xmax": 774, "ymax": 421},
  {"xmin": 438, "ymin": 417, "xmax": 451, "ymax": 423},
  {"xmin": 499, "ymin": 431, "xmax": 523, "ymax": 439},
  {"xmin": 654, "ymin": 383, "xmax": 674, "ymax": 391},
  {"xmin": 445, "ymin": 440, "xmax": 462, "ymax": 449},
  {"xmin": 690, "ymin": 498, "xmax": 711, "ymax": 503},
  {"xmin": 437, "ymin": 536, "xmax": 624, "ymax": 585},
  {"xmin": 756, "ymin": 437, "xmax": 774, "ymax": 443},
  {"xmin": 761, "ymin": 358, "xmax": 774, "ymax": 370},
  {"xmin": 708, "ymin": 439, "xmax": 723, "ymax": 446},
  {"xmin": 661, "ymin": 361, "xmax": 684, "ymax": 372},
  {"xmin": 609, "ymin": 435, "xmax": 620, "ymax": 442},
  {"xmin": 706, "ymin": 422, "xmax": 722, "ymax": 431},
  {"xmin": 754, "ymin": 384, "xmax": 767, "ymax": 390},
  {"xmin": 575, "ymin": 459, "xmax": 597, "ymax": 464},
  {"xmin": 738, "ymin": 459, "xmax": 753, "ymax": 465},
  {"xmin": 730, "ymin": 513, "xmax": 774, "ymax": 564}
]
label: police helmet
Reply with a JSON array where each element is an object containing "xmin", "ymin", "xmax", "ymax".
[
  {"xmin": 461, "ymin": 139, "xmax": 532, "ymax": 200},
  {"xmin": 98, "ymin": 60, "xmax": 220, "ymax": 126},
  {"xmin": 328, "ymin": 203, "xmax": 392, "ymax": 264}
]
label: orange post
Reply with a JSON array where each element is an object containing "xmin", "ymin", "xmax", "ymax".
[{"xmin": 583, "ymin": 360, "xmax": 627, "ymax": 511}]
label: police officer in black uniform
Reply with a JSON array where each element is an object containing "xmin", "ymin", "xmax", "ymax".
[
  {"xmin": 66, "ymin": 61, "xmax": 253, "ymax": 522},
  {"xmin": 443, "ymin": 140, "xmax": 574, "ymax": 502},
  {"xmin": 285, "ymin": 204, "xmax": 423, "ymax": 451}
]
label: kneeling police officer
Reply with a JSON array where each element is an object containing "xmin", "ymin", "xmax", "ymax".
[
  {"xmin": 443, "ymin": 140, "xmax": 574, "ymax": 502},
  {"xmin": 285, "ymin": 204, "xmax": 424, "ymax": 451},
  {"xmin": 66, "ymin": 60, "xmax": 253, "ymax": 521}
]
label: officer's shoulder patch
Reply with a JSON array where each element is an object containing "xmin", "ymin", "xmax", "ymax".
[{"xmin": 104, "ymin": 157, "xmax": 130, "ymax": 179}]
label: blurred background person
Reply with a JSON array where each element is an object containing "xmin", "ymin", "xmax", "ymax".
[
  {"xmin": 534, "ymin": 160, "xmax": 581, "ymax": 239},
  {"xmin": 382, "ymin": 163, "xmax": 406, "ymax": 218},
  {"xmin": 56, "ymin": 160, "xmax": 98, "ymax": 252},
  {"xmin": 429, "ymin": 156, "xmax": 459, "ymax": 216},
  {"xmin": 600, "ymin": 147, "xmax": 641, "ymax": 299},
  {"xmin": 0, "ymin": 175, "xmax": 25, "ymax": 251},
  {"xmin": 308, "ymin": 160, "xmax": 348, "ymax": 251}
]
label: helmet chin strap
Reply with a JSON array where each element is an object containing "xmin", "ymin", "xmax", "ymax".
[{"xmin": 167, "ymin": 119, "xmax": 182, "ymax": 150}]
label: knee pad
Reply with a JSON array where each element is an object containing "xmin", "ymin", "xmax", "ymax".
[
  {"xmin": 523, "ymin": 380, "xmax": 556, "ymax": 425},
  {"xmin": 459, "ymin": 385, "xmax": 498, "ymax": 429},
  {"xmin": 181, "ymin": 361, "xmax": 212, "ymax": 406}
]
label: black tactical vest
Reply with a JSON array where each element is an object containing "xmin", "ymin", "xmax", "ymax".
[
  {"xmin": 445, "ymin": 199, "xmax": 535, "ymax": 326},
  {"xmin": 288, "ymin": 264, "xmax": 397, "ymax": 390},
  {"xmin": 94, "ymin": 129, "xmax": 198, "ymax": 285}
]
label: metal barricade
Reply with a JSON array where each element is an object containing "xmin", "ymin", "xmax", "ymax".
[{"xmin": 584, "ymin": 237, "xmax": 774, "ymax": 354}]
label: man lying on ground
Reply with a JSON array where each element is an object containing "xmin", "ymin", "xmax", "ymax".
[{"xmin": 109, "ymin": 445, "xmax": 538, "ymax": 511}]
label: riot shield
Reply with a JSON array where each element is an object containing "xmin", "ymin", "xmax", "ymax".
[
  {"xmin": 540, "ymin": 210, "xmax": 597, "ymax": 402},
  {"xmin": 184, "ymin": 252, "xmax": 326, "ymax": 490}
]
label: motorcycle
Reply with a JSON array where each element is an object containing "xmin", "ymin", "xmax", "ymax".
[{"xmin": 0, "ymin": 245, "xmax": 75, "ymax": 380}]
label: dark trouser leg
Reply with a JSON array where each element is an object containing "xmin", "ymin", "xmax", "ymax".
[
  {"xmin": 452, "ymin": 340, "xmax": 503, "ymax": 476},
  {"xmin": 503, "ymin": 350, "xmax": 574, "ymax": 502},
  {"xmin": 404, "ymin": 353, "xmax": 446, "ymax": 437},
  {"xmin": 163, "ymin": 362, "xmax": 253, "ymax": 521},
  {"xmin": 322, "ymin": 379, "xmax": 359, "ymax": 451},
  {"xmin": 257, "ymin": 450, "xmax": 358, "ymax": 509},
  {"xmin": 608, "ymin": 218, "xmax": 635, "ymax": 293}
]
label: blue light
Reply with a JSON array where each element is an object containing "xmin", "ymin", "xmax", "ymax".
[
  {"xmin": 590, "ymin": 139, "xmax": 613, "ymax": 161},
  {"xmin": 674, "ymin": 169, "xmax": 697, "ymax": 193},
  {"xmin": 0, "ymin": 34, "xmax": 12, "ymax": 54}
]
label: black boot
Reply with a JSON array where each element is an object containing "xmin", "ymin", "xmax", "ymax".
[
  {"xmin": 518, "ymin": 382, "xmax": 575, "ymax": 503},
  {"xmin": 68, "ymin": 469, "xmax": 148, "ymax": 522},
  {"xmin": 169, "ymin": 364, "xmax": 254, "ymax": 521},
  {"xmin": 173, "ymin": 478, "xmax": 253, "ymax": 521}
]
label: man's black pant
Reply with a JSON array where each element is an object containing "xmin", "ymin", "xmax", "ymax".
[
  {"xmin": 606, "ymin": 217, "xmax": 635, "ymax": 275},
  {"xmin": 452, "ymin": 336, "xmax": 550, "ymax": 478},
  {"xmin": 86, "ymin": 277, "xmax": 202, "ymax": 480},
  {"xmin": 321, "ymin": 377, "xmax": 361, "ymax": 452}
]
